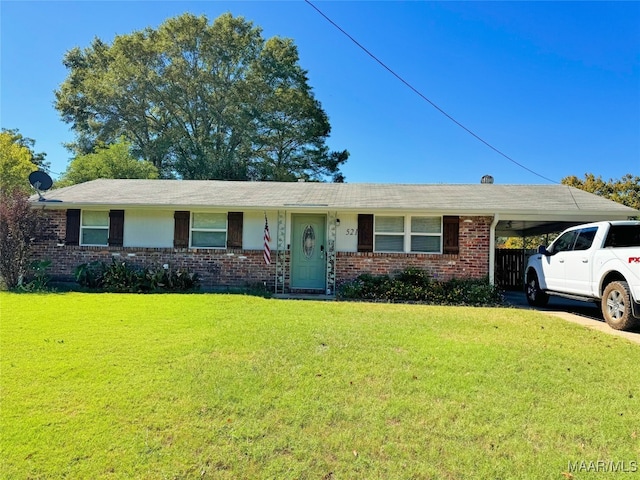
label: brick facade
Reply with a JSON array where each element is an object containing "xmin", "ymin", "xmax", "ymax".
[
  {"xmin": 335, "ymin": 216, "xmax": 492, "ymax": 281},
  {"xmin": 32, "ymin": 211, "xmax": 491, "ymax": 291}
]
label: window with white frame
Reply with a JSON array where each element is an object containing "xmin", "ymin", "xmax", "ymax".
[
  {"xmin": 410, "ymin": 216, "xmax": 441, "ymax": 253},
  {"xmin": 81, "ymin": 211, "xmax": 109, "ymax": 246},
  {"xmin": 374, "ymin": 216, "xmax": 404, "ymax": 252},
  {"xmin": 191, "ymin": 212, "xmax": 227, "ymax": 248},
  {"xmin": 374, "ymin": 215, "xmax": 442, "ymax": 253}
]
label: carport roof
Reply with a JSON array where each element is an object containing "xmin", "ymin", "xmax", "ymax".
[{"xmin": 33, "ymin": 179, "xmax": 638, "ymax": 217}]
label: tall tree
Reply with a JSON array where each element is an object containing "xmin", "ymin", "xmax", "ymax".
[
  {"xmin": 55, "ymin": 13, "xmax": 348, "ymax": 181},
  {"xmin": 0, "ymin": 131, "xmax": 38, "ymax": 195},
  {"xmin": 56, "ymin": 138, "xmax": 158, "ymax": 187},
  {"xmin": 249, "ymin": 37, "xmax": 348, "ymax": 181},
  {"xmin": 562, "ymin": 173, "xmax": 639, "ymax": 210}
]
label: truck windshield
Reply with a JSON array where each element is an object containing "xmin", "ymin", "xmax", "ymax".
[{"xmin": 604, "ymin": 225, "xmax": 640, "ymax": 248}]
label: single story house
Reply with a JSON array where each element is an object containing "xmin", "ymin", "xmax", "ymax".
[{"xmin": 30, "ymin": 179, "xmax": 639, "ymax": 293}]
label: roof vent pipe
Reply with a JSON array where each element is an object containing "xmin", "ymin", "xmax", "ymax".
[{"xmin": 481, "ymin": 175, "xmax": 494, "ymax": 184}]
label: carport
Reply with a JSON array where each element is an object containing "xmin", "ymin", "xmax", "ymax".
[{"xmin": 489, "ymin": 195, "xmax": 638, "ymax": 290}]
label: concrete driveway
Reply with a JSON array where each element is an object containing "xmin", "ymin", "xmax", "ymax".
[{"xmin": 503, "ymin": 290, "xmax": 640, "ymax": 345}]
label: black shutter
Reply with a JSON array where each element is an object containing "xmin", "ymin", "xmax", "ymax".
[
  {"xmin": 357, "ymin": 214, "xmax": 374, "ymax": 252},
  {"xmin": 174, "ymin": 211, "xmax": 190, "ymax": 248},
  {"xmin": 108, "ymin": 210, "xmax": 125, "ymax": 246},
  {"xmin": 65, "ymin": 209, "xmax": 80, "ymax": 245},
  {"xmin": 227, "ymin": 212, "xmax": 243, "ymax": 249},
  {"xmin": 443, "ymin": 216, "xmax": 460, "ymax": 254}
]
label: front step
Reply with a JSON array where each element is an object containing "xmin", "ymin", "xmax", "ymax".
[{"xmin": 273, "ymin": 293, "xmax": 335, "ymax": 301}]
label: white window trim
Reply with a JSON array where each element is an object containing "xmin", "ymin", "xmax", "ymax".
[
  {"xmin": 80, "ymin": 210, "xmax": 109, "ymax": 247},
  {"xmin": 374, "ymin": 215, "xmax": 443, "ymax": 254},
  {"xmin": 190, "ymin": 212, "xmax": 228, "ymax": 249}
]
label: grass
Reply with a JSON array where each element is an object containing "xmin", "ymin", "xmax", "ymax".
[{"xmin": 1, "ymin": 292, "xmax": 639, "ymax": 479}]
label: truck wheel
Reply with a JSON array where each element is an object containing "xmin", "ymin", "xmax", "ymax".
[
  {"xmin": 526, "ymin": 271, "xmax": 549, "ymax": 307},
  {"xmin": 601, "ymin": 281, "xmax": 636, "ymax": 331}
]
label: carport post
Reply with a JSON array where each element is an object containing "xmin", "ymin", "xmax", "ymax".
[{"xmin": 489, "ymin": 213, "xmax": 500, "ymax": 286}]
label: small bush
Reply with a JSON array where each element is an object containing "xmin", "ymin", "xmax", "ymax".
[
  {"xmin": 74, "ymin": 260, "xmax": 200, "ymax": 293},
  {"xmin": 337, "ymin": 268, "xmax": 503, "ymax": 306},
  {"xmin": 17, "ymin": 260, "xmax": 53, "ymax": 292},
  {"xmin": 101, "ymin": 260, "xmax": 143, "ymax": 292},
  {"xmin": 74, "ymin": 261, "xmax": 106, "ymax": 289},
  {"xmin": 395, "ymin": 266, "xmax": 431, "ymax": 287},
  {"xmin": 161, "ymin": 268, "xmax": 200, "ymax": 292}
]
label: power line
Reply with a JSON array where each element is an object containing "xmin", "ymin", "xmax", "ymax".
[{"xmin": 304, "ymin": 0, "xmax": 559, "ymax": 184}]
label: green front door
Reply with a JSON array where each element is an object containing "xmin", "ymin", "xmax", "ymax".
[{"xmin": 291, "ymin": 214, "xmax": 326, "ymax": 290}]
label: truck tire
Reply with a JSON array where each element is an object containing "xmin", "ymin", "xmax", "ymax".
[
  {"xmin": 601, "ymin": 281, "xmax": 636, "ymax": 331},
  {"xmin": 526, "ymin": 271, "xmax": 549, "ymax": 307}
]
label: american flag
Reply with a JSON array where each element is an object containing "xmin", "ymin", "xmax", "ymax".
[{"xmin": 263, "ymin": 215, "xmax": 271, "ymax": 265}]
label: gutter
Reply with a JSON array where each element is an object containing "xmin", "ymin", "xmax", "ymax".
[{"xmin": 489, "ymin": 213, "xmax": 500, "ymax": 286}]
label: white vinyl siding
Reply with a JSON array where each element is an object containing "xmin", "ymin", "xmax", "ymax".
[
  {"xmin": 80, "ymin": 211, "xmax": 109, "ymax": 246},
  {"xmin": 374, "ymin": 215, "xmax": 442, "ymax": 253},
  {"xmin": 191, "ymin": 212, "xmax": 227, "ymax": 248}
]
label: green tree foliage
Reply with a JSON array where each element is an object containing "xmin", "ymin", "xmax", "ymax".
[
  {"xmin": 55, "ymin": 13, "xmax": 348, "ymax": 181},
  {"xmin": 56, "ymin": 138, "xmax": 158, "ymax": 187},
  {"xmin": 562, "ymin": 173, "xmax": 640, "ymax": 210},
  {"xmin": 0, "ymin": 131, "xmax": 38, "ymax": 195},
  {"xmin": 1, "ymin": 128, "xmax": 49, "ymax": 172}
]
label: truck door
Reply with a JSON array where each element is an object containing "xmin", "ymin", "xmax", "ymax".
[
  {"xmin": 562, "ymin": 226, "xmax": 598, "ymax": 295},
  {"xmin": 541, "ymin": 229, "xmax": 578, "ymax": 290}
]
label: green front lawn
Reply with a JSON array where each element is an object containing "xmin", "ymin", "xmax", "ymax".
[{"xmin": 1, "ymin": 293, "xmax": 639, "ymax": 479}]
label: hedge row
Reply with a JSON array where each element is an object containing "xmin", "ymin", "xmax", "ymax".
[
  {"xmin": 336, "ymin": 268, "xmax": 503, "ymax": 306},
  {"xmin": 74, "ymin": 260, "xmax": 200, "ymax": 293}
]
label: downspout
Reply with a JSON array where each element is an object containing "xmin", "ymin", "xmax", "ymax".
[{"xmin": 489, "ymin": 213, "xmax": 500, "ymax": 286}]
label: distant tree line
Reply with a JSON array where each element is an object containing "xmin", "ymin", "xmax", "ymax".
[{"xmin": 561, "ymin": 173, "xmax": 639, "ymax": 211}]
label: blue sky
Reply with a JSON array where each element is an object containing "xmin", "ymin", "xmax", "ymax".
[{"xmin": 2, "ymin": 1, "xmax": 639, "ymax": 184}]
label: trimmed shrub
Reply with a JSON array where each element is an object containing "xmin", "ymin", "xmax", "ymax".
[{"xmin": 337, "ymin": 268, "xmax": 503, "ymax": 307}]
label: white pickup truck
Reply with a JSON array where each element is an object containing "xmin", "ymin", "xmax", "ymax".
[{"xmin": 525, "ymin": 221, "xmax": 640, "ymax": 330}]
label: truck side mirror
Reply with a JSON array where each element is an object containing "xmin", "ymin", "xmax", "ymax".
[{"xmin": 537, "ymin": 245, "xmax": 550, "ymax": 255}]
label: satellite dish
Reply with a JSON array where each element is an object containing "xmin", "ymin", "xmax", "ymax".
[
  {"xmin": 29, "ymin": 170, "xmax": 53, "ymax": 201},
  {"xmin": 29, "ymin": 170, "xmax": 53, "ymax": 191}
]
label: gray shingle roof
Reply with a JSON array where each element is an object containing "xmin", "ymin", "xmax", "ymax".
[{"xmin": 34, "ymin": 179, "xmax": 638, "ymax": 215}]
